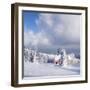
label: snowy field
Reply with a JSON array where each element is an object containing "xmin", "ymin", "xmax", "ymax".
[{"xmin": 23, "ymin": 61, "xmax": 80, "ymax": 79}]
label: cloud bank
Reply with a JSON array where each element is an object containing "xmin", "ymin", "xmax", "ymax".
[{"xmin": 24, "ymin": 13, "xmax": 81, "ymax": 54}]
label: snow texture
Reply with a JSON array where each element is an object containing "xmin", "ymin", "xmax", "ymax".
[
  {"xmin": 23, "ymin": 48, "xmax": 80, "ymax": 79},
  {"xmin": 24, "ymin": 62, "xmax": 80, "ymax": 78}
]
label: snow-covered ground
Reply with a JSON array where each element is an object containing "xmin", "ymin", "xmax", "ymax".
[
  {"xmin": 23, "ymin": 61, "xmax": 80, "ymax": 79},
  {"xmin": 23, "ymin": 48, "xmax": 80, "ymax": 80}
]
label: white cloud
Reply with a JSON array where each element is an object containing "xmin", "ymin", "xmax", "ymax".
[
  {"xmin": 24, "ymin": 30, "xmax": 51, "ymax": 48},
  {"xmin": 59, "ymin": 14, "xmax": 81, "ymax": 42},
  {"xmin": 36, "ymin": 14, "xmax": 53, "ymax": 28},
  {"xmin": 24, "ymin": 13, "xmax": 81, "ymax": 53},
  {"xmin": 36, "ymin": 13, "xmax": 81, "ymax": 45}
]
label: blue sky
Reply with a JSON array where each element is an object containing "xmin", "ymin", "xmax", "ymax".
[
  {"xmin": 23, "ymin": 11, "xmax": 81, "ymax": 55},
  {"xmin": 23, "ymin": 11, "xmax": 39, "ymax": 33}
]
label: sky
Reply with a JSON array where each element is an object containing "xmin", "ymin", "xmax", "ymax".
[{"xmin": 23, "ymin": 11, "xmax": 81, "ymax": 55}]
